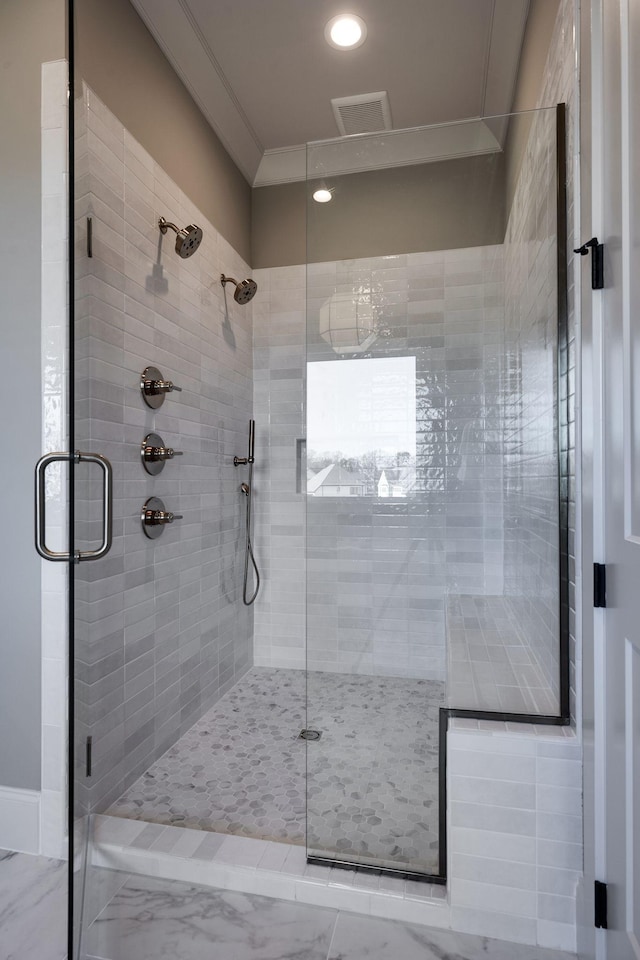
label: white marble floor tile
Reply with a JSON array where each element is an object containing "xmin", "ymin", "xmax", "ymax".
[
  {"xmin": 82, "ymin": 871, "xmax": 577, "ymax": 960},
  {"xmin": 0, "ymin": 849, "xmax": 67, "ymax": 960},
  {"xmin": 327, "ymin": 913, "xmax": 576, "ymax": 960},
  {"xmin": 85, "ymin": 874, "xmax": 338, "ymax": 960}
]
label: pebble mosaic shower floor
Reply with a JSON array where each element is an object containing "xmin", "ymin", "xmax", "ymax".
[{"xmin": 108, "ymin": 667, "xmax": 444, "ymax": 875}]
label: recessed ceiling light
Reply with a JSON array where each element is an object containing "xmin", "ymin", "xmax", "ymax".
[
  {"xmin": 312, "ymin": 187, "xmax": 333, "ymax": 203},
  {"xmin": 325, "ymin": 14, "xmax": 367, "ymax": 50}
]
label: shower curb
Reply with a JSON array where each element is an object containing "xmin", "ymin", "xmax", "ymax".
[{"xmin": 90, "ymin": 815, "xmax": 449, "ymax": 928}]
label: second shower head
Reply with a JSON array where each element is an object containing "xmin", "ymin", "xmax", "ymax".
[
  {"xmin": 221, "ymin": 274, "xmax": 258, "ymax": 305},
  {"xmin": 159, "ymin": 217, "xmax": 203, "ymax": 259}
]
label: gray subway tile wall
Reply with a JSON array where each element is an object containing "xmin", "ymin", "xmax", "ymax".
[{"xmin": 74, "ymin": 86, "xmax": 254, "ymax": 812}]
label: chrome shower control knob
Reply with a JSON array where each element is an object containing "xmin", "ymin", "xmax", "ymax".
[
  {"xmin": 141, "ymin": 497, "xmax": 183, "ymax": 539},
  {"xmin": 140, "ymin": 433, "xmax": 183, "ymax": 475},
  {"xmin": 140, "ymin": 365, "xmax": 183, "ymax": 409}
]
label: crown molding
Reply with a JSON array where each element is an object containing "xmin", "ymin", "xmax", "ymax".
[
  {"xmin": 254, "ymin": 120, "xmax": 502, "ymax": 187},
  {"xmin": 130, "ymin": 0, "xmax": 263, "ymax": 182}
]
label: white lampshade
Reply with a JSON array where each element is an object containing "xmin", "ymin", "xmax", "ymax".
[{"xmin": 319, "ymin": 292, "xmax": 377, "ymax": 353}]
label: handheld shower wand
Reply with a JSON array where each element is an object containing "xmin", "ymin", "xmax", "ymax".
[
  {"xmin": 234, "ymin": 419, "xmax": 255, "ymax": 465},
  {"xmin": 234, "ymin": 419, "xmax": 260, "ymax": 605}
]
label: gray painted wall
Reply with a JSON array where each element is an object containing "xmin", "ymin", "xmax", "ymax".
[
  {"xmin": 0, "ymin": 0, "xmax": 65, "ymax": 791},
  {"xmin": 75, "ymin": 0, "xmax": 252, "ymax": 264},
  {"xmin": 252, "ymin": 154, "xmax": 506, "ymax": 269}
]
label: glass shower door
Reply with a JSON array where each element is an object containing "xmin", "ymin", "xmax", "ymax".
[
  {"xmin": 304, "ymin": 248, "xmax": 446, "ymax": 878},
  {"xmin": 69, "ymin": 2, "xmax": 256, "ymax": 950}
]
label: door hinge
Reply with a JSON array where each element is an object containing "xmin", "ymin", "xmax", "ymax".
[
  {"xmin": 594, "ymin": 880, "xmax": 608, "ymax": 929},
  {"xmin": 574, "ymin": 236, "xmax": 604, "ymax": 289},
  {"xmin": 86, "ymin": 736, "xmax": 93, "ymax": 778},
  {"xmin": 594, "ymin": 563, "xmax": 607, "ymax": 608}
]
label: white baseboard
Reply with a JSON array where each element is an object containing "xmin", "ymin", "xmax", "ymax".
[{"xmin": 0, "ymin": 786, "xmax": 40, "ymax": 854}]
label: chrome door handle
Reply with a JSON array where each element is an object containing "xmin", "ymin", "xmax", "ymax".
[{"xmin": 35, "ymin": 451, "xmax": 113, "ymax": 562}]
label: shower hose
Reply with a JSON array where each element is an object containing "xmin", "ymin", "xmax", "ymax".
[{"xmin": 242, "ymin": 462, "xmax": 260, "ymax": 606}]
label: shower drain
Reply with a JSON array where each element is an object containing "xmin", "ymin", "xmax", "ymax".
[{"xmin": 298, "ymin": 729, "xmax": 322, "ymax": 741}]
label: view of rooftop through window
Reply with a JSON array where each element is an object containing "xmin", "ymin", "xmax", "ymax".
[{"xmin": 306, "ymin": 356, "xmax": 417, "ymax": 497}]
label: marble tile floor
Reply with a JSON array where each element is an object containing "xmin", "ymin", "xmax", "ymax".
[
  {"xmin": 84, "ymin": 871, "xmax": 576, "ymax": 960},
  {"xmin": 109, "ymin": 667, "xmax": 444, "ymax": 875},
  {"xmin": 446, "ymin": 595, "xmax": 560, "ymax": 715},
  {"xmin": 91, "ymin": 815, "xmax": 449, "ymax": 928},
  {"xmin": 0, "ymin": 848, "xmax": 67, "ymax": 960}
]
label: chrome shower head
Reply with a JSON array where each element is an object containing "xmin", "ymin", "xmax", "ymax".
[
  {"xmin": 159, "ymin": 217, "xmax": 203, "ymax": 258},
  {"xmin": 221, "ymin": 273, "xmax": 258, "ymax": 304}
]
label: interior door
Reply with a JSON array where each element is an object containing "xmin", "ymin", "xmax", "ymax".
[{"xmin": 597, "ymin": 0, "xmax": 640, "ymax": 955}]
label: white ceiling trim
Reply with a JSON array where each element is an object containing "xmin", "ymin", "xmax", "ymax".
[
  {"xmin": 483, "ymin": 0, "xmax": 530, "ymax": 118},
  {"xmin": 253, "ymin": 0, "xmax": 528, "ymax": 187},
  {"xmin": 130, "ymin": 0, "xmax": 529, "ymax": 189},
  {"xmin": 130, "ymin": 0, "xmax": 263, "ymax": 182},
  {"xmin": 254, "ymin": 145, "xmax": 307, "ymax": 187},
  {"xmin": 254, "ymin": 121, "xmax": 502, "ymax": 188}
]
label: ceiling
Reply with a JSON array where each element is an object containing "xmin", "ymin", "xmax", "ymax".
[{"xmin": 130, "ymin": 0, "xmax": 530, "ymax": 185}]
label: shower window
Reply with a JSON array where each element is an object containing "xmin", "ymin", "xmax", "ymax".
[{"xmin": 307, "ymin": 356, "xmax": 417, "ymax": 498}]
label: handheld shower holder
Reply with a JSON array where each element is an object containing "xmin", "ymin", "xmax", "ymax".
[{"xmin": 234, "ymin": 419, "xmax": 255, "ymax": 466}]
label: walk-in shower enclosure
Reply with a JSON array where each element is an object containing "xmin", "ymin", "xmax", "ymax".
[{"xmin": 67, "ymin": 21, "xmax": 568, "ymax": 941}]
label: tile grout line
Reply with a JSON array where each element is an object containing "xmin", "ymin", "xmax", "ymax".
[{"xmin": 324, "ymin": 911, "xmax": 341, "ymax": 960}]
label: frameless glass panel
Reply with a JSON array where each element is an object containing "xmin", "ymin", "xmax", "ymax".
[
  {"xmin": 305, "ymin": 107, "xmax": 565, "ymax": 877},
  {"xmin": 0, "ymin": 5, "xmax": 70, "ymax": 959}
]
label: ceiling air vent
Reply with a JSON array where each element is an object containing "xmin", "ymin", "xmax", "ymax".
[{"xmin": 331, "ymin": 91, "xmax": 392, "ymax": 136}]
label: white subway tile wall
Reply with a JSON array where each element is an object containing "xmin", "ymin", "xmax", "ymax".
[
  {"xmin": 253, "ymin": 246, "xmax": 508, "ymax": 682},
  {"xmin": 73, "ymin": 86, "xmax": 254, "ymax": 813},
  {"xmin": 448, "ymin": 720, "xmax": 581, "ymax": 952},
  {"xmin": 251, "ymin": 266, "xmax": 306, "ymax": 671},
  {"xmin": 503, "ymin": 108, "xmax": 562, "ymax": 707}
]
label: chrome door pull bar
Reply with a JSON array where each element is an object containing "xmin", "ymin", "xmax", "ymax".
[{"xmin": 35, "ymin": 451, "xmax": 113, "ymax": 562}]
